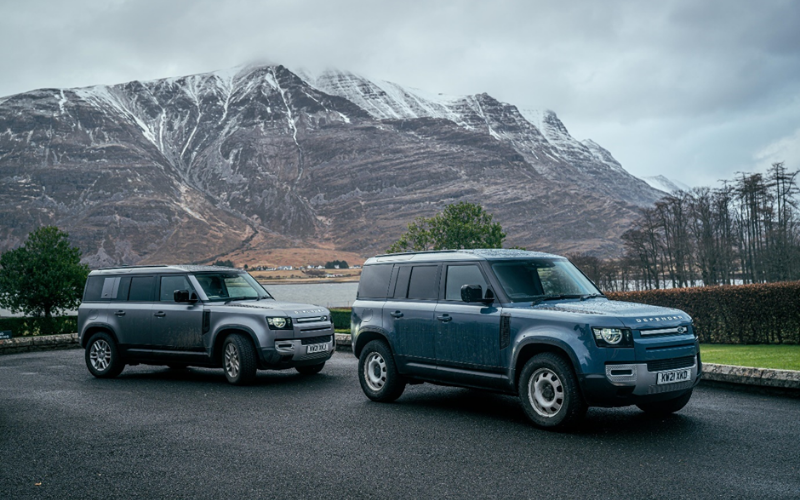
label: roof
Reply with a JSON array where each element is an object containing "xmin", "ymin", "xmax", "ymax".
[
  {"xmin": 365, "ymin": 249, "xmax": 563, "ymax": 265},
  {"xmin": 89, "ymin": 265, "xmax": 244, "ymax": 275}
]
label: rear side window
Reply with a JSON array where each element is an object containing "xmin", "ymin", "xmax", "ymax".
[
  {"xmin": 407, "ymin": 265, "xmax": 439, "ymax": 300},
  {"xmin": 83, "ymin": 276, "xmax": 105, "ymax": 302},
  {"xmin": 128, "ymin": 276, "xmax": 155, "ymax": 302},
  {"xmin": 358, "ymin": 264, "xmax": 393, "ymax": 299},
  {"xmin": 83, "ymin": 276, "xmax": 127, "ymax": 302}
]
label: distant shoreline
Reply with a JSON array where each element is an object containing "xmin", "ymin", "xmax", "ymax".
[{"xmin": 258, "ymin": 277, "xmax": 360, "ymax": 285}]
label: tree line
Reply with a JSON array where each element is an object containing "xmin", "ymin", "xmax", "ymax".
[{"xmin": 572, "ymin": 162, "xmax": 800, "ymax": 291}]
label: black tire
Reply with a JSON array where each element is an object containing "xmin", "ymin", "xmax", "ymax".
[
  {"xmin": 85, "ymin": 332, "xmax": 125, "ymax": 379},
  {"xmin": 295, "ymin": 362, "xmax": 325, "ymax": 375},
  {"xmin": 518, "ymin": 353, "xmax": 586, "ymax": 429},
  {"xmin": 222, "ymin": 334, "xmax": 257, "ymax": 385},
  {"xmin": 636, "ymin": 389, "xmax": 693, "ymax": 415},
  {"xmin": 358, "ymin": 340, "xmax": 406, "ymax": 402}
]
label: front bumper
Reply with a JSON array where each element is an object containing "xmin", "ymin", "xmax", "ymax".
[
  {"xmin": 258, "ymin": 336, "xmax": 335, "ymax": 369},
  {"xmin": 580, "ymin": 358, "xmax": 701, "ymax": 407}
]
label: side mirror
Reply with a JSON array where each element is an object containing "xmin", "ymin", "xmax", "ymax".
[
  {"xmin": 461, "ymin": 284, "xmax": 483, "ymax": 303},
  {"xmin": 174, "ymin": 290, "xmax": 198, "ymax": 303}
]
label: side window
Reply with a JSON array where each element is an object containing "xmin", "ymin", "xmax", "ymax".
[
  {"xmin": 393, "ymin": 266, "xmax": 412, "ymax": 299},
  {"xmin": 445, "ymin": 265, "xmax": 489, "ymax": 301},
  {"xmin": 101, "ymin": 277, "xmax": 121, "ymax": 300},
  {"xmin": 160, "ymin": 275, "xmax": 193, "ymax": 302},
  {"xmin": 128, "ymin": 276, "xmax": 155, "ymax": 302},
  {"xmin": 83, "ymin": 276, "xmax": 105, "ymax": 302},
  {"xmin": 358, "ymin": 264, "xmax": 393, "ymax": 299},
  {"xmin": 407, "ymin": 265, "xmax": 438, "ymax": 300},
  {"xmin": 113, "ymin": 277, "xmax": 131, "ymax": 302},
  {"xmin": 84, "ymin": 276, "xmax": 126, "ymax": 302}
]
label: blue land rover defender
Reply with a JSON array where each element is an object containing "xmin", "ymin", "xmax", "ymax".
[{"xmin": 351, "ymin": 250, "xmax": 701, "ymax": 429}]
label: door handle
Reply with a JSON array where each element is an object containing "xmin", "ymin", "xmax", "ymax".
[
  {"xmin": 114, "ymin": 311, "xmax": 126, "ymax": 317},
  {"xmin": 390, "ymin": 311, "xmax": 404, "ymax": 319},
  {"xmin": 154, "ymin": 311, "xmax": 166, "ymax": 318},
  {"xmin": 437, "ymin": 314, "xmax": 452, "ymax": 323}
]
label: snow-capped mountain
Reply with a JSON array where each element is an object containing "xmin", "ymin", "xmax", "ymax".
[{"xmin": 0, "ymin": 64, "xmax": 665, "ymax": 266}]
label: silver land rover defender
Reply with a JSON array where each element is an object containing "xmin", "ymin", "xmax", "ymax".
[{"xmin": 77, "ymin": 265, "xmax": 335, "ymax": 384}]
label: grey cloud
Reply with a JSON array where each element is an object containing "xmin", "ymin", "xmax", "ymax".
[{"xmin": 0, "ymin": 0, "xmax": 798, "ymax": 187}]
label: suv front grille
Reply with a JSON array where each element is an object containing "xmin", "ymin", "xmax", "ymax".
[
  {"xmin": 300, "ymin": 335, "xmax": 332, "ymax": 345},
  {"xmin": 647, "ymin": 356, "xmax": 696, "ymax": 372}
]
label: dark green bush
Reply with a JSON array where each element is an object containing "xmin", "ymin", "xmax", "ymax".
[
  {"xmin": 607, "ymin": 282, "xmax": 800, "ymax": 345},
  {"xmin": 0, "ymin": 316, "xmax": 78, "ymax": 337},
  {"xmin": 329, "ymin": 308, "xmax": 352, "ymax": 330}
]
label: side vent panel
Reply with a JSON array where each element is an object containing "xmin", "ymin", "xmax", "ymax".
[
  {"xmin": 202, "ymin": 310, "xmax": 211, "ymax": 334},
  {"xmin": 499, "ymin": 315, "xmax": 511, "ymax": 350}
]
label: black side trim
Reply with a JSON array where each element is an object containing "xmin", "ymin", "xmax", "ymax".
[
  {"xmin": 499, "ymin": 315, "xmax": 511, "ymax": 349},
  {"xmin": 202, "ymin": 310, "xmax": 210, "ymax": 334}
]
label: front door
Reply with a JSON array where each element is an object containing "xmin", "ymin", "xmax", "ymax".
[
  {"xmin": 434, "ymin": 264, "xmax": 503, "ymax": 371},
  {"xmin": 151, "ymin": 275, "xmax": 204, "ymax": 352}
]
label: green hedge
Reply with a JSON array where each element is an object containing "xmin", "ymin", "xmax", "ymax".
[
  {"xmin": 329, "ymin": 308, "xmax": 352, "ymax": 330},
  {"xmin": 0, "ymin": 316, "xmax": 78, "ymax": 337},
  {"xmin": 607, "ymin": 282, "xmax": 800, "ymax": 345}
]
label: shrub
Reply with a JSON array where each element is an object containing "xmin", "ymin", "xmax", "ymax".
[
  {"xmin": 0, "ymin": 316, "xmax": 78, "ymax": 337},
  {"xmin": 607, "ymin": 282, "xmax": 800, "ymax": 345},
  {"xmin": 329, "ymin": 308, "xmax": 352, "ymax": 330}
]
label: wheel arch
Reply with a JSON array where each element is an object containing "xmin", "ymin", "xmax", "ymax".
[
  {"xmin": 353, "ymin": 327, "xmax": 391, "ymax": 358},
  {"xmin": 81, "ymin": 324, "xmax": 118, "ymax": 348},
  {"xmin": 513, "ymin": 338, "xmax": 581, "ymax": 392},
  {"xmin": 211, "ymin": 325, "xmax": 259, "ymax": 365}
]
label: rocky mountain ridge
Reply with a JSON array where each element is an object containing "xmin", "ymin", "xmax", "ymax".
[{"xmin": 0, "ymin": 64, "xmax": 665, "ymax": 267}]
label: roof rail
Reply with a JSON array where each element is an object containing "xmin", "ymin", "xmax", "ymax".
[
  {"xmin": 95, "ymin": 264, "xmax": 170, "ymax": 270},
  {"xmin": 372, "ymin": 250, "xmax": 463, "ymax": 258}
]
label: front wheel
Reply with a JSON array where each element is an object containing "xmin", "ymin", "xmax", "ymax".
[
  {"xmin": 222, "ymin": 334, "xmax": 257, "ymax": 385},
  {"xmin": 636, "ymin": 390, "xmax": 693, "ymax": 415},
  {"xmin": 358, "ymin": 340, "xmax": 406, "ymax": 402},
  {"xmin": 296, "ymin": 363, "xmax": 325, "ymax": 375},
  {"xmin": 85, "ymin": 332, "xmax": 125, "ymax": 378},
  {"xmin": 518, "ymin": 353, "xmax": 586, "ymax": 429}
]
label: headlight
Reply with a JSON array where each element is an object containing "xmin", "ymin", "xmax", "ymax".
[
  {"xmin": 592, "ymin": 327, "xmax": 633, "ymax": 348},
  {"xmin": 266, "ymin": 317, "xmax": 292, "ymax": 330}
]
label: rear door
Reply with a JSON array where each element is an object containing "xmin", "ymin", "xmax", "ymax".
[
  {"xmin": 150, "ymin": 274, "xmax": 204, "ymax": 352},
  {"xmin": 119, "ymin": 275, "xmax": 156, "ymax": 348},
  {"xmin": 386, "ymin": 264, "xmax": 440, "ymax": 370}
]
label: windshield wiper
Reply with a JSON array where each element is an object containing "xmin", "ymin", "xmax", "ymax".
[
  {"xmin": 580, "ymin": 293, "xmax": 605, "ymax": 301},
  {"xmin": 224, "ymin": 297, "xmax": 253, "ymax": 304},
  {"xmin": 530, "ymin": 294, "xmax": 584, "ymax": 305}
]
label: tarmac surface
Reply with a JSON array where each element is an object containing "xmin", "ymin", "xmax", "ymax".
[{"xmin": 1, "ymin": 350, "xmax": 799, "ymax": 499}]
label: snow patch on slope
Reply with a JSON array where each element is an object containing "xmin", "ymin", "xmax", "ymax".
[{"xmin": 643, "ymin": 175, "xmax": 691, "ymax": 194}]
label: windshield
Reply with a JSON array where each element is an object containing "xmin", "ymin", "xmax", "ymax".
[
  {"xmin": 193, "ymin": 272, "xmax": 272, "ymax": 302},
  {"xmin": 491, "ymin": 259, "xmax": 601, "ymax": 302}
]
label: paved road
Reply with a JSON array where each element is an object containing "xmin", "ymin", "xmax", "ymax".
[{"xmin": 1, "ymin": 350, "xmax": 799, "ymax": 499}]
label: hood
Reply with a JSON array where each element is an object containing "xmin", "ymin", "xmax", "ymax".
[
  {"xmin": 223, "ymin": 300, "xmax": 329, "ymax": 319},
  {"xmin": 529, "ymin": 298, "xmax": 691, "ymax": 329}
]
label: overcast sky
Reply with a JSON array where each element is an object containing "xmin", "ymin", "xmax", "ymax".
[{"xmin": 2, "ymin": 0, "xmax": 798, "ymax": 187}]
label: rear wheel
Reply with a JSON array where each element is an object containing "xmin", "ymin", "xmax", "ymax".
[
  {"xmin": 358, "ymin": 340, "xmax": 406, "ymax": 402},
  {"xmin": 296, "ymin": 363, "xmax": 325, "ymax": 375},
  {"xmin": 518, "ymin": 353, "xmax": 586, "ymax": 430},
  {"xmin": 85, "ymin": 332, "xmax": 125, "ymax": 378},
  {"xmin": 222, "ymin": 334, "xmax": 257, "ymax": 385},
  {"xmin": 636, "ymin": 390, "xmax": 693, "ymax": 415}
]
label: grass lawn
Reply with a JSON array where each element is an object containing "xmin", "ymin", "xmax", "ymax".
[{"xmin": 700, "ymin": 344, "xmax": 800, "ymax": 371}]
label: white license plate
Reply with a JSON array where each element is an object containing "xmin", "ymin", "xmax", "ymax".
[
  {"xmin": 656, "ymin": 368, "xmax": 691, "ymax": 385},
  {"xmin": 306, "ymin": 343, "xmax": 328, "ymax": 354}
]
